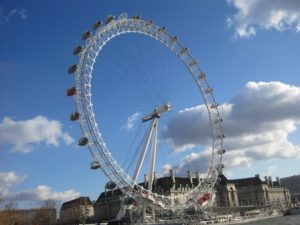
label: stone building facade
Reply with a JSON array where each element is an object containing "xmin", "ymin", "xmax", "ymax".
[
  {"xmin": 93, "ymin": 172, "xmax": 291, "ymax": 223},
  {"xmin": 93, "ymin": 189, "xmax": 123, "ymax": 222},
  {"xmin": 216, "ymin": 174, "xmax": 291, "ymax": 208},
  {"xmin": 215, "ymin": 176, "xmax": 239, "ymax": 207},
  {"xmin": 59, "ymin": 197, "xmax": 94, "ymax": 225},
  {"xmin": 280, "ymin": 174, "xmax": 300, "ymax": 205},
  {"xmin": 93, "ymin": 170, "xmax": 201, "ymax": 223}
]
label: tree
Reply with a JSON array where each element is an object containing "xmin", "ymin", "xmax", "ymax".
[
  {"xmin": 33, "ymin": 199, "xmax": 56, "ymax": 225},
  {"xmin": 0, "ymin": 200, "xmax": 20, "ymax": 225},
  {"xmin": 43, "ymin": 199, "xmax": 56, "ymax": 209},
  {"xmin": 68, "ymin": 200, "xmax": 90, "ymax": 225},
  {"xmin": 0, "ymin": 199, "xmax": 6, "ymax": 225}
]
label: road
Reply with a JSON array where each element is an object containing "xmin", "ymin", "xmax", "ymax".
[{"xmin": 230, "ymin": 209, "xmax": 300, "ymax": 225}]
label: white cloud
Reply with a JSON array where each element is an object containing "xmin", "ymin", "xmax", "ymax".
[
  {"xmin": 227, "ymin": 0, "xmax": 300, "ymax": 38},
  {"xmin": 0, "ymin": 7, "xmax": 27, "ymax": 26},
  {"xmin": 162, "ymin": 105, "xmax": 211, "ymax": 152},
  {"xmin": 122, "ymin": 112, "xmax": 141, "ymax": 131},
  {"xmin": 0, "ymin": 116, "xmax": 74, "ymax": 153},
  {"xmin": 0, "ymin": 171, "xmax": 81, "ymax": 205},
  {"xmin": 0, "ymin": 172, "xmax": 25, "ymax": 197},
  {"xmin": 162, "ymin": 81, "xmax": 300, "ymax": 174},
  {"xmin": 161, "ymin": 164, "xmax": 173, "ymax": 176},
  {"xmin": 11, "ymin": 186, "xmax": 81, "ymax": 203},
  {"xmin": 266, "ymin": 165, "xmax": 277, "ymax": 176},
  {"xmin": 223, "ymin": 170, "xmax": 235, "ymax": 179}
]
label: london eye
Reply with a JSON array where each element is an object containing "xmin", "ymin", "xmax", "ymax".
[{"xmin": 67, "ymin": 13, "xmax": 225, "ymax": 214}]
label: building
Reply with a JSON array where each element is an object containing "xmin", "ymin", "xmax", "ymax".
[
  {"xmin": 59, "ymin": 197, "xmax": 94, "ymax": 225},
  {"xmin": 215, "ymin": 175, "xmax": 239, "ymax": 207},
  {"xmin": 280, "ymin": 174, "xmax": 300, "ymax": 205},
  {"xmin": 216, "ymin": 174, "xmax": 291, "ymax": 208},
  {"xmin": 93, "ymin": 172, "xmax": 292, "ymax": 222},
  {"xmin": 0, "ymin": 207, "xmax": 56, "ymax": 225},
  {"xmin": 93, "ymin": 189, "xmax": 123, "ymax": 222},
  {"xmin": 93, "ymin": 170, "xmax": 201, "ymax": 223}
]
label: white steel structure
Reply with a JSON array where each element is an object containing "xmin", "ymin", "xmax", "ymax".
[{"xmin": 67, "ymin": 13, "xmax": 225, "ymax": 212}]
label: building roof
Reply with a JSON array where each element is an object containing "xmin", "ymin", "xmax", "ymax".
[
  {"xmin": 218, "ymin": 174, "xmax": 268, "ymax": 187},
  {"xmin": 61, "ymin": 197, "xmax": 92, "ymax": 211},
  {"xmin": 218, "ymin": 174, "xmax": 229, "ymax": 185},
  {"xmin": 96, "ymin": 189, "xmax": 123, "ymax": 202},
  {"xmin": 230, "ymin": 176, "xmax": 265, "ymax": 187}
]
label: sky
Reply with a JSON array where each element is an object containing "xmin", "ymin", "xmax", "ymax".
[{"xmin": 0, "ymin": 0, "xmax": 300, "ymax": 210}]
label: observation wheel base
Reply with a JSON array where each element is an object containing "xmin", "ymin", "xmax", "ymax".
[{"xmin": 127, "ymin": 198, "xmax": 215, "ymax": 225}]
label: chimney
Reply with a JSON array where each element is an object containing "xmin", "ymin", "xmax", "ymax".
[
  {"xmin": 187, "ymin": 170, "xmax": 192, "ymax": 184},
  {"xmin": 255, "ymin": 174, "xmax": 260, "ymax": 179},
  {"xmin": 268, "ymin": 176, "xmax": 273, "ymax": 186},
  {"xmin": 144, "ymin": 174, "xmax": 148, "ymax": 186},
  {"xmin": 196, "ymin": 171, "xmax": 201, "ymax": 183},
  {"xmin": 170, "ymin": 169, "xmax": 175, "ymax": 183},
  {"xmin": 154, "ymin": 172, "xmax": 158, "ymax": 186},
  {"xmin": 264, "ymin": 176, "xmax": 269, "ymax": 185},
  {"xmin": 276, "ymin": 177, "xmax": 281, "ymax": 186}
]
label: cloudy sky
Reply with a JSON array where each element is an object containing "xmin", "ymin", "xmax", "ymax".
[{"xmin": 0, "ymin": 0, "xmax": 299, "ymax": 209}]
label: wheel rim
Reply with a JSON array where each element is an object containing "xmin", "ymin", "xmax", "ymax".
[{"xmin": 70, "ymin": 13, "xmax": 225, "ymax": 210}]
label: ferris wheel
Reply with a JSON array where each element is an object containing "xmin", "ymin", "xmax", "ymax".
[{"xmin": 67, "ymin": 13, "xmax": 225, "ymax": 211}]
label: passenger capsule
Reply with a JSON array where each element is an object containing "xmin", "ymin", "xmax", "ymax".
[
  {"xmin": 158, "ymin": 26, "xmax": 166, "ymax": 32},
  {"xmin": 81, "ymin": 31, "xmax": 91, "ymax": 40},
  {"xmin": 146, "ymin": 20, "xmax": 154, "ymax": 27},
  {"xmin": 188, "ymin": 59, "xmax": 197, "ymax": 67},
  {"xmin": 216, "ymin": 133, "xmax": 226, "ymax": 139},
  {"xmin": 132, "ymin": 15, "xmax": 141, "ymax": 20},
  {"xmin": 179, "ymin": 47, "xmax": 188, "ymax": 55},
  {"xmin": 105, "ymin": 15, "xmax": 114, "ymax": 24},
  {"xmin": 70, "ymin": 112, "xmax": 80, "ymax": 121},
  {"xmin": 210, "ymin": 103, "xmax": 218, "ymax": 109},
  {"xmin": 204, "ymin": 87, "xmax": 213, "ymax": 94},
  {"xmin": 105, "ymin": 181, "xmax": 116, "ymax": 190},
  {"xmin": 197, "ymin": 192, "xmax": 211, "ymax": 206},
  {"xmin": 93, "ymin": 21, "xmax": 102, "ymax": 30},
  {"xmin": 90, "ymin": 160, "xmax": 101, "ymax": 170},
  {"xmin": 170, "ymin": 36, "xmax": 177, "ymax": 43},
  {"xmin": 217, "ymin": 149, "xmax": 226, "ymax": 154},
  {"xmin": 214, "ymin": 117, "xmax": 223, "ymax": 123},
  {"xmin": 199, "ymin": 73, "xmax": 206, "ymax": 80},
  {"xmin": 216, "ymin": 164, "xmax": 225, "ymax": 171},
  {"xmin": 68, "ymin": 64, "xmax": 77, "ymax": 74},
  {"xmin": 78, "ymin": 137, "xmax": 88, "ymax": 146},
  {"xmin": 73, "ymin": 46, "xmax": 83, "ymax": 55},
  {"xmin": 67, "ymin": 87, "xmax": 77, "ymax": 96}
]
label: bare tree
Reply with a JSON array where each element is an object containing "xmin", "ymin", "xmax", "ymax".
[
  {"xmin": 1, "ymin": 200, "xmax": 20, "ymax": 225},
  {"xmin": 43, "ymin": 199, "xmax": 56, "ymax": 209},
  {"xmin": 33, "ymin": 199, "xmax": 56, "ymax": 225},
  {"xmin": 68, "ymin": 200, "xmax": 90, "ymax": 225},
  {"xmin": 0, "ymin": 212, "xmax": 6, "ymax": 225},
  {"xmin": 79, "ymin": 201, "xmax": 90, "ymax": 225},
  {"xmin": 0, "ymin": 199, "xmax": 6, "ymax": 225}
]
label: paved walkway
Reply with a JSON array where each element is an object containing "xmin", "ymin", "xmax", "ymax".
[
  {"xmin": 227, "ymin": 209, "xmax": 300, "ymax": 225},
  {"xmin": 230, "ymin": 214, "xmax": 300, "ymax": 225}
]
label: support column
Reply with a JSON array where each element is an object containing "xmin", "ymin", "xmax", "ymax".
[{"xmin": 148, "ymin": 119, "xmax": 158, "ymax": 191}]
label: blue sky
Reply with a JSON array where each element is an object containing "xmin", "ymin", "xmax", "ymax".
[{"xmin": 0, "ymin": 0, "xmax": 300, "ymax": 209}]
